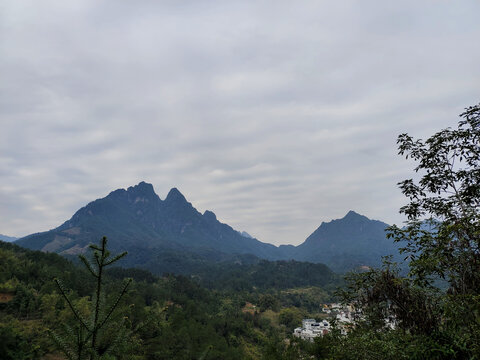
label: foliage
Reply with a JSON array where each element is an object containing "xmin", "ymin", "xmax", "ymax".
[
  {"xmin": 258, "ymin": 294, "xmax": 280, "ymax": 312},
  {"xmin": 50, "ymin": 236, "xmax": 132, "ymax": 360},
  {"xmin": 340, "ymin": 260, "xmax": 441, "ymax": 334},
  {"xmin": 0, "ymin": 317, "xmax": 45, "ymax": 360},
  {"xmin": 389, "ymin": 103, "xmax": 480, "ymax": 293},
  {"xmin": 278, "ymin": 307, "xmax": 305, "ymax": 332},
  {"xmin": 336, "ymin": 103, "xmax": 480, "ymax": 359},
  {"xmin": 2, "ymin": 239, "xmax": 335, "ymax": 359},
  {"xmin": 323, "ymin": 327, "xmax": 468, "ymax": 360},
  {"xmin": 198, "ymin": 259, "xmax": 339, "ymax": 291}
]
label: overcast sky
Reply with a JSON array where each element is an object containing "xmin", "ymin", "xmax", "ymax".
[{"xmin": 1, "ymin": 1, "xmax": 479, "ymax": 245}]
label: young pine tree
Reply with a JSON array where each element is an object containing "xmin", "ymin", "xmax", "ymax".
[{"xmin": 50, "ymin": 236, "xmax": 132, "ymax": 360}]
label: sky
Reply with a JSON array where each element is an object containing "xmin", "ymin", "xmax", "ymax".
[{"xmin": 1, "ymin": 1, "xmax": 479, "ymax": 246}]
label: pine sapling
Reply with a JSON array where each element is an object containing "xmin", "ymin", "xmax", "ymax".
[{"xmin": 49, "ymin": 236, "xmax": 132, "ymax": 360}]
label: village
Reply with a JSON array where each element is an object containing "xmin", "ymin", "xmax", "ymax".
[
  {"xmin": 293, "ymin": 303, "xmax": 398, "ymax": 341},
  {"xmin": 292, "ymin": 303, "xmax": 356, "ymax": 341}
]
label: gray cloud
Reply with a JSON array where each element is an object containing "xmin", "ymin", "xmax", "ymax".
[{"xmin": 1, "ymin": 0, "xmax": 479, "ymax": 245}]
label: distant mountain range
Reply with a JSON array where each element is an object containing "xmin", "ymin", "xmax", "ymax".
[
  {"xmin": 0, "ymin": 234, "xmax": 18, "ymax": 242},
  {"xmin": 15, "ymin": 182, "xmax": 402, "ymax": 273}
]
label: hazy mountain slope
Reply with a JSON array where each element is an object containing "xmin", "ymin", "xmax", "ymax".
[
  {"xmin": 0, "ymin": 234, "xmax": 17, "ymax": 242},
  {"xmin": 291, "ymin": 210, "xmax": 401, "ymax": 272}
]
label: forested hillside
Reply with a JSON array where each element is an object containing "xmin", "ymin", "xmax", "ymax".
[{"xmin": 0, "ymin": 240, "xmax": 338, "ymax": 359}]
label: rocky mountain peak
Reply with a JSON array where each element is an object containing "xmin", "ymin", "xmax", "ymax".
[
  {"xmin": 165, "ymin": 187, "xmax": 187, "ymax": 204},
  {"xmin": 203, "ymin": 210, "xmax": 217, "ymax": 221},
  {"xmin": 343, "ymin": 210, "xmax": 365, "ymax": 220},
  {"xmin": 127, "ymin": 181, "xmax": 156, "ymax": 198}
]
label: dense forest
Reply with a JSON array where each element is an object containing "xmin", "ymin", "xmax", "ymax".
[{"xmin": 0, "ymin": 240, "xmax": 339, "ymax": 359}]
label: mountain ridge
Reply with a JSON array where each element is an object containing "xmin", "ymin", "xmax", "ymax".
[
  {"xmin": 16, "ymin": 182, "xmax": 279, "ymax": 259},
  {"xmin": 0, "ymin": 234, "xmax": 18, "ymax": 242},
  {"xmin": 16, "ymin": 181, "xmax": 402, "ymax": 273}
]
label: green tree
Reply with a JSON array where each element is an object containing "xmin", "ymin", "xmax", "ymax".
[
  {"xmin": 340, "ymin": 260, "xmax": 441, "ymax": 335},
  {"xmin": 389, "ymin": 103, "xmax": 480, "ymax": 294},
  {"xmin": 339, "ymin": 103, "xmax": 480, "ymax": 359},
  {"xmin": 50, "ymin": 236, "xmax": 132, "ymax": 360},
  {"xmin": 278, "ymin": 307, "xmax": 304, "ymax": 332},
  {"xmin": 258, "ymin": 294, "xmax": 280, "ymax": 312}
]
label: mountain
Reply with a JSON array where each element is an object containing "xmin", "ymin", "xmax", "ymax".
[
  {"xmin": 0, "ymin": 234, "xmax": 18, "ymax": 242},
  {"xmin": 16, "ymin": 182, "xmax": 279, "ymax": 263},
  {"xmin": 238, "ymin": 231, "xmax": 253, "ymax": 239},
  {"xmin": 290, "ymin": 210, "xmax": 402, "ymax": 272},
  {"xmin": 16, "ymin": 182, "xmax": 402, "ymax": 273}
]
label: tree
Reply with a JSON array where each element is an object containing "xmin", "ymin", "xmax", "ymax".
[
  {"xmin": 339, "ymin": 103, "xmax": 480, "ymax": 358},
  {"xmin": 50, "ymin": 236, "xmax": 132, "ymax": 360},
  {"xmin": 389, "ymin": 103, "xmax": 480, "ymax": 294},
  {"xmin": 258, "ymin": 294, "xmax": 280, "ymax": 312},
  {"xmin": 340, "ymin": 260, "xmax": 441, "ymax": 335},
  {"xmin": 278, "ymin": 307, "xmax": 305, "ymax": 332}
]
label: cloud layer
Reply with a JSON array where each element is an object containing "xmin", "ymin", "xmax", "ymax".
[{"xmin": 1, "ymin": 1, "xmax": 479, "ymax": 245}]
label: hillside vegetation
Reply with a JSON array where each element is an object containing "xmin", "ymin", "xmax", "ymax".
[{"xmin": 0, "ymin": 240, "xmax": 338, "ymax": 359}]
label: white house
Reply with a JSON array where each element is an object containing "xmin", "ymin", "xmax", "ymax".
[{"xmin": 293, "ymin": 319, "xmax": 331, "ymax": 341}]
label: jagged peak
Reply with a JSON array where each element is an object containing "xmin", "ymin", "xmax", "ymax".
[
  {"xmin": 108, "ymin": 188, "xmax": 126, "ymax": 197},
  {"xmin": 342, "ymin": 210, "xmax": 368, "ymax": 220},
  {"xmin": 203, "ymin": 210, "xmax": 217, "ymax": 221},
  {"xmin": 311, "ymin": 211, "xmax": 370, "ymax": 233},
  {"xmin": 165, "ymin": 187, "xmax": 187, "ymax": 204},
  {"xmin": 344, "ymin": 210, "xmax": 365, "ymax": 218},
  {"xmin": 127, "ymin": 181, "xmax": 155, "ymax": 195}
]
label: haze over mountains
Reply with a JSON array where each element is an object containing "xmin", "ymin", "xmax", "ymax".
[
  {"xmin": 0, "ymin": 234, "xmax": 17, "ymax": 242},
  {"xmin": 15, "ymin": 182, "xmax": 401, "ymax": 273}
]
